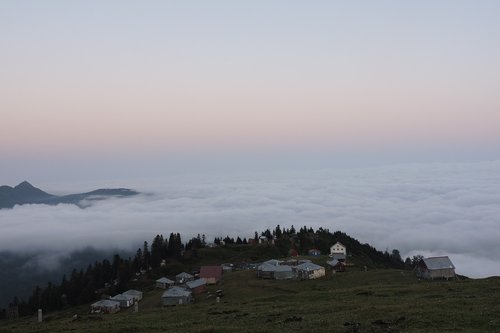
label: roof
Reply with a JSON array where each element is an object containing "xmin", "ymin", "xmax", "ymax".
[
  {"xmin": 257, "ymin": 263, "xmax": 276, "ymax": 272},
  {"xmin": 422, "ymin": 256, "xmax": 455, "ymax": 270},
  {"xmin": 308, "ymin": 249, "xmax": 321, "ymax": 252},
  {"xmin": 156, "ymin": 277, "xmax": 174, "ymax": 284},
  {"xmin": 262, "ymin": 259, "xmax": 281, "ymax": 266},
  {"xmin": 110, "ymin": 294, "xmax": 134, "ymax": 301},
  {"xmin": 331, "ymin": 242, "xmax": 345, "ymax": 248},
  {"xmin": 176, "ymin": 272, "xmax": 194, "ymax": 279},
  {"xmin": 327, "ymin": 259, "xmax": 345, "ymax": 267},
  {"xmin": 122, "ymin": 289, "xmax": 142, "ymax": 296},
  {"xmin": 162, "ymin": 286, "xmax": 191, "ymax": 298},
  {"xmin": 200, "ymin": 266, "xmax": 223, "ymax": 279},
  {"xmin": 258, "ymin": 263, "xmax": 292, "ymax": 272},
  {"xmin": 331, "ymin": 253, "xmax": 346, "ymax": 259},
  {"xmin": 91, "ymin": 299, "xmax": 120, "ymax": 307},
  {"xmin": 273, "ymin": 265, "xmax": 293, "ymax": 272},
  {"xmin": 186, "ymin": 278, "xmax": 207, "ymax": 289},
  {"xmin": 296, "ymin": 262, "xmax": 324, "ymax": 271}
]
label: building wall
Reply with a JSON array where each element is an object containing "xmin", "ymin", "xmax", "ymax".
[
  {"xmin": 190, "ymin": 285, "xmax": 207, "ymax": 295},
  {"xmin": 204, "ymin": 277, "xmax": 218, "ymax": 284},
  {"xmin": 429, "ymin": 268, "xmax": 455, "ymax": 279},
  {"xmin": 274, "ymin": 271, "xmax": 294, "ymax": 280},
  {"xmin": 297, "ymin": 268, "xmax": 325, "ymax": 280},
  {"xmin": 92, "ymin": 305, "xmax": 120, "ymax": 314},
  {"xmin": 330, "ymin": 243, "xmax": 346, "ymax": 255},
  {"xmin": 162, "ymin": 296, "xmax": 190, "ymax": 306}
]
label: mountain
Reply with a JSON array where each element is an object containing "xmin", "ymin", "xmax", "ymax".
[{"xmin": 0, "ymin": 181, "xmax": 139, "ymax": 209}]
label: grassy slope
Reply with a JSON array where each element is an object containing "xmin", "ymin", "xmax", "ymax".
[{"xmin": 1, "ymin": 254, "xmax": 499, "ymax": 333}]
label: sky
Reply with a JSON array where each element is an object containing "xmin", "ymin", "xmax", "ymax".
[
  {"xmin": 1, "ymin": 1, "xmax": 500, "ymax": 161},
  {"xmin": 1, "ymin": 2, "xmax": 500, "ymax": 278}
]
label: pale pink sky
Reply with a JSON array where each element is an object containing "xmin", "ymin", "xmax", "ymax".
[{"xmin": 1, "ymin": 1, "xmax": 500, "ymax": 156}]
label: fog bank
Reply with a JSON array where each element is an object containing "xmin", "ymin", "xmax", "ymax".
[{"xmin": 1, "ymin": 160, "xmax": 499, "ymax": 278}]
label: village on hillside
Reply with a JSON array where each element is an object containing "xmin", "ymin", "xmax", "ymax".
[{"xmin": 89, "ymin": 241, "xmax": 457, "ymax": 315}]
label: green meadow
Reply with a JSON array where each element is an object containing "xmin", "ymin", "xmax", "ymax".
[{"xmin": 1, "ymin": 262, "xmax": 499, "ymax": 333}]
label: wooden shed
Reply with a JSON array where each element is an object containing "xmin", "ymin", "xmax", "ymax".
[
  {"xmin": 200, "ymin": 266, "xmax": 223, "ymax": 284},
  {"xmin": 327, "ymin": 259, "xmax": 346, "ymax": 272},
  {"xmin": 416, "ymin": 256, "xmax": 456, "ymax": 280},
  {"xmin": 162, "ymin": 286, "xmax": 192, "ymax": 306},
  {"xmin": 186, "ymin": 278, "xmax": 207, "ymax": 295}
]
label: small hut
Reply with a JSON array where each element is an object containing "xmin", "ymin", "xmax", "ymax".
[
  {"xmin": 186, "ymin": 278, "xmax": 207, "ymax": 295},
  {"xmin": 162, "ymin": 286, "xmax": 192, "ymax": 306},
  {"xmin": 416, "ymin": 256, "xmax": 456, "ymax": 280},
  {"xmin": 176, "ymin": 272, "xmax": 194, "ymax": 284},
  {"xmin": 90, "ymin": 300, "xmax": 121, "ymax": 314},
  {"xmin": 327, "ymin": 259, "xmax": 346, "ymax": 272},
  {"xmin": 294, "ymin": 262, "xmax": 325, "ymax": 280},
  {"xmin": 200, "ymin": 266, "xmax": 223, "ymax": 284},
  {"xmin": 122, "ymin": 289, "xmax": 143, "ymax": 302},
  {"xmin": 110, "ymin": 294, "xmax": 134, "ymax": 308},
  {"xmin": 156, "ymin": 277, "xmax": 175, "ymax": 289}
]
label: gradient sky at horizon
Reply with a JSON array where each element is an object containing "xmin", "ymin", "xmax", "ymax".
[{"xmin": 1, "ymin": 0, "xmax": 500, "ymax": 163}]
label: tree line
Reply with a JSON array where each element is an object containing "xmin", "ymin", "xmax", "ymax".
[{"xmin": 0, "ymin": 226, "xmax": 413, "ymax": 319}]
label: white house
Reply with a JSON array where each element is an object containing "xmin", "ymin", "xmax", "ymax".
[{"xmin": 329, "ymin": 242, "xmax": 346, "ymax": 257}]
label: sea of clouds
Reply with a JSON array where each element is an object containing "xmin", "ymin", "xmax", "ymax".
[{"xmin": 1, "ymin": 160, "xmax": 499, "ymax": 278}]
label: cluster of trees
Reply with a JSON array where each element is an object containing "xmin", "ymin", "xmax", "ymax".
[
  {"xmin": 1, "ymin": 232, "xmax": 188, "ymax": 318},
  {"xmin": 260, "ymin": 225, "xmax": 408, "ymax": 268},
  {"xmin": 1, "ymin": 226, "xmax": 414, "ymax": 319}
]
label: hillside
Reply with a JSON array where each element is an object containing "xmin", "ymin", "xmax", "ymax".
[
  {"xmin": 1, "ymin": 266, "xmax": 499, "ymax": 333},
  {"xmin": 0, "ymin": 181, "xmax": 139, "ymax": 209}
]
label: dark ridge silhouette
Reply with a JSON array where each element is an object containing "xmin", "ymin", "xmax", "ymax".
[{"xmin": 0, "ymin": 181, "xmax": 139, "ymax": 209}]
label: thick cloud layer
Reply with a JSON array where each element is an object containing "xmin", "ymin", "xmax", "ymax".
[{"xmin": 1, "ymin": 160, "xmax": 499, "ymax": 278}]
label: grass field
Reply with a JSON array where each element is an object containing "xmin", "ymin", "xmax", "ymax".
[{"xmin": 1, "ymin": 264, "xmax": 499, "ymax": 333}]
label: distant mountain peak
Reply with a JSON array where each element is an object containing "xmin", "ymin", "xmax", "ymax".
[
  {"xmin": 14, "ymin": 181, "xmax": 35, "ymax": 190},
  {"xmin": 0, "ymin": 182, "xmax": 139, "ymax": 209}
]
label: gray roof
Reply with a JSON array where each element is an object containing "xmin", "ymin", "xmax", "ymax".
[
  {"xmin": 423, "ymin": 256, "xmax": 455, "ymax": 270},
  {"xmin": 176, "ymin": 272, "xmax": 194, "ymax": 279},
  {"xmin": 111, "ymin": 294, "xmax": 134, "ymax": 301},
  {"xmin": 162, "ymin": 286, "xmax": 191, "ymax": 298},
  {"xmin": 273, "ymin": 265, "xmax": 293, "ymax": 272},
  {"xmin": 156, "ymin": 277, "xmax": 174, "ymax": 284},
  {"xmin": 327, "ymin": 259, "xmax": 340, "ymax": 266},
  {"xmin": 258, "ymin": 263, "xmax": 293, "ymax": 272},
  {"xmin": 186, "ymin": 278, "xmax": 206, "ymax": 289},
  {"xmin": 296, "ymin": 262, "xmax": 324, "ymax": 271},
  {"xmin": 262, "ymin": 259, "xmax": 281, "ymax": 266},
  {"xmin": 123, "ymin": 289, "xmax": 142, "ymax": 296},
  {"xmin": 331, "ymin": 253, "xmax": 346, "ymax": 259},
  {"xmin": 91, "ymin": 299, "xmax": 120, "ymax": 307}
]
